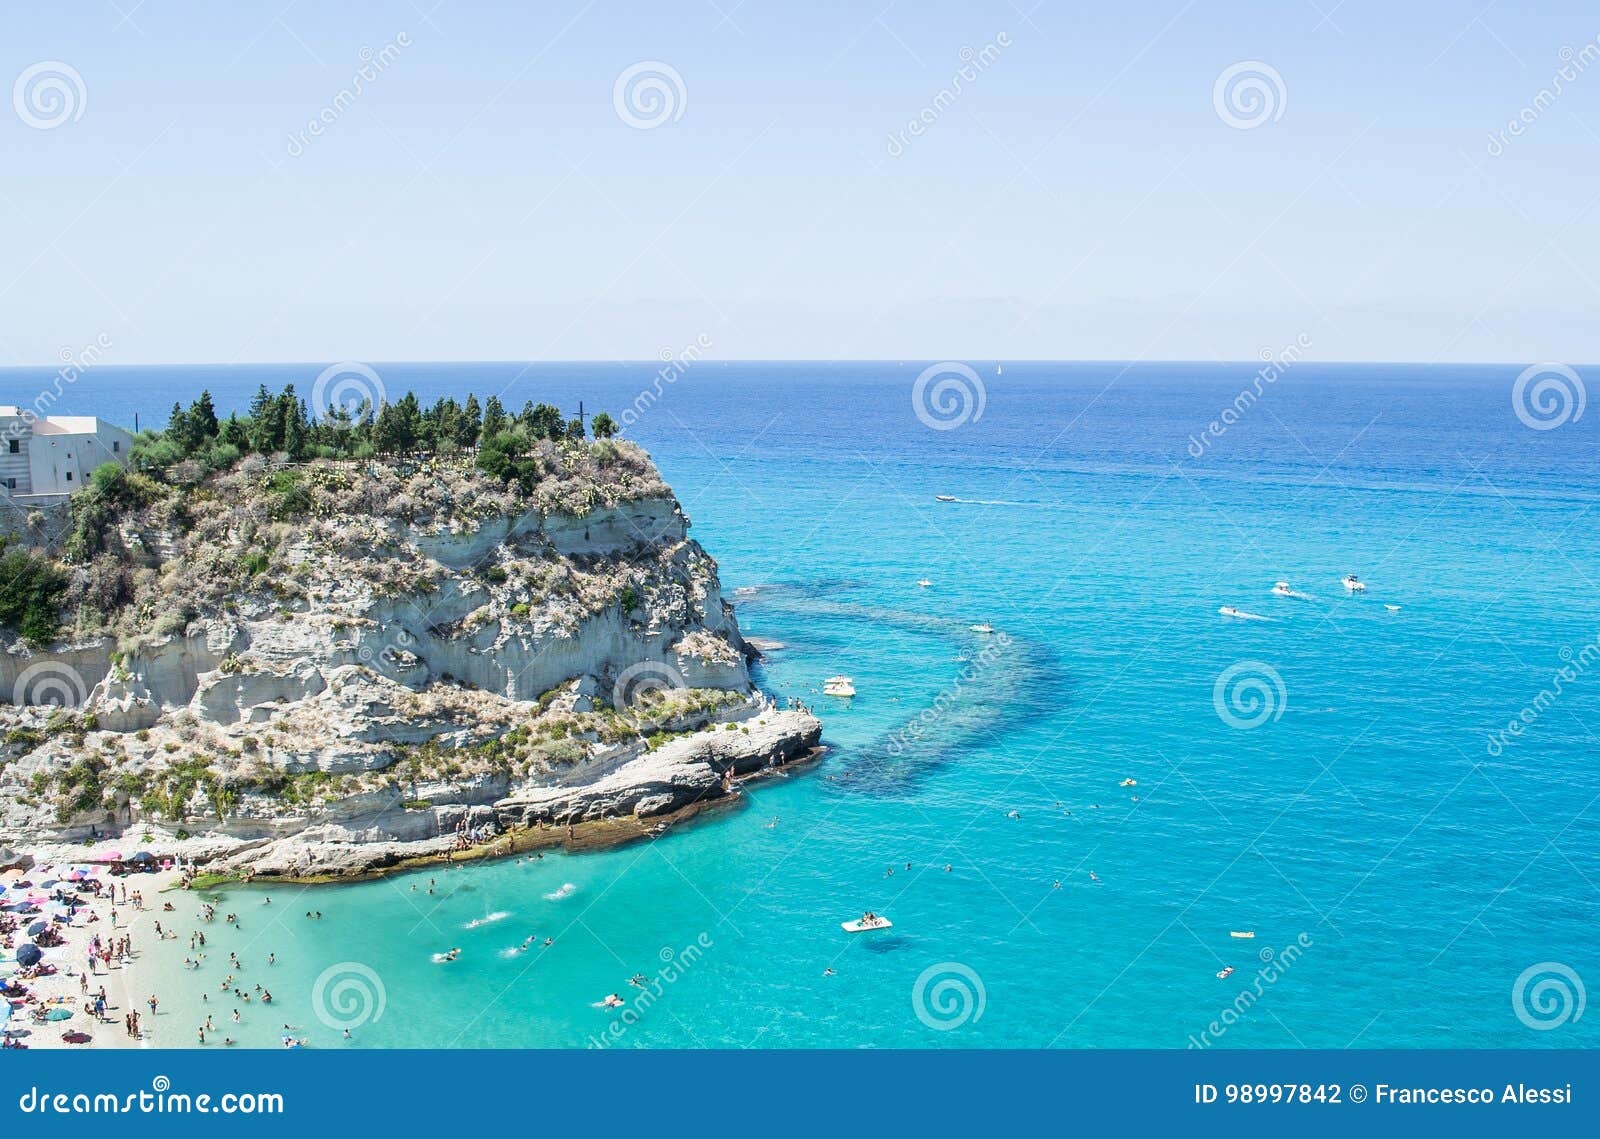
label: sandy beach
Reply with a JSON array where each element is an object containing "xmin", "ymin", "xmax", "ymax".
[{"xmin": 2, "ymin": 853, "xmax": 184, "ymax": 1051}]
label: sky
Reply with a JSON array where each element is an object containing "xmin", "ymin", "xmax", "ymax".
[{"xmin": 1, "ymin": 0, "xmax": 1597, "ymax": 365}]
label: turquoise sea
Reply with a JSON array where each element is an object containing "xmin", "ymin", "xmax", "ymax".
[{"xmin": 6, "ymin": 360, "xmax": 1599, "ymax": 1049}]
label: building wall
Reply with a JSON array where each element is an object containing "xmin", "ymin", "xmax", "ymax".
[
  {"xmin": 0, "ymin": 414, "xmax": 132, "ymax": 502},
  {"xmin": 0, "ymin": 414, "xmax": 32, "ymax": 497}
]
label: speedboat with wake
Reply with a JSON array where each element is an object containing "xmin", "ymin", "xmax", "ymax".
[
  {"xmin": 969, "ymin": 623, "xmax": 995, "ymax": 634},
  {"xmin": 1271, "ymin": 581, "xmax": 1312, "ymax": 600},
  {"xmin": 1341, "ymin": 574, "xmax": 1367, "ymax": 592},
  {"xmin": 935, "ymin": 494, "xmax": 956, "ymax": 502},
  {"xmin": 1218, "ymin": 607, "xmax": 1271, "ymax": 621}
]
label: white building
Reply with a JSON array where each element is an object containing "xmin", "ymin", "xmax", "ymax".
[{"xmin": 0, "ymin": 407, "xmax": 134, "ymax": 504}]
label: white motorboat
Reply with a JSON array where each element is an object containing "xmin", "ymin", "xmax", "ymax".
[
  {"xmin": 1341, "ymin": 574, "xmax": 1367, "ymax": 592},
  {"xmin": 969, "ymin": 623, "xmax": 995, "ymax": 634},
  {"xmin": 823, "ymin": 675, "xmax": 856, "ymax": 698},
  {"xmin": 935, "ymin": 494, "xmax": 956, "ymax": 502},
  {"xmin": 916, "ymin": 579, "xmax": 932, "ymax": 588}
]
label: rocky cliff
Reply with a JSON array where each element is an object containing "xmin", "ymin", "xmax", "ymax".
[{"xmin": 0, "ymin": 444, "xmax": 820, "ymax": 876}]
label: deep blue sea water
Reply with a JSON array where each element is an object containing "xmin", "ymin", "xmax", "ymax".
[{"xmin": 5, "ymin": 359, "xmax": 1598, "ymax": 1049}]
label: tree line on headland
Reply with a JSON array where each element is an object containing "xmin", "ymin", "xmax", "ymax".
[{"xmin": 142, "ymin": 384, "xmax": 619, "ymax": 475}]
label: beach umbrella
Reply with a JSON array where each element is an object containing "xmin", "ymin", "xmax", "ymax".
[
  {"xmin": 130, "ymin": 852, "xmax": 155, "ymax": 864},
  {"xmin": 25, "ymin": 919, "xmax": 46, "ymax": 936},
  {"xmin": 15, "ymin": 944, "xmax": 42, "ymax": 968}
]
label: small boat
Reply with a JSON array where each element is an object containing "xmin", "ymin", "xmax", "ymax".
[
  {"xmin": 1216, "ymin": 966, "xmax": 1235, "ymax": 979},
  {"xmin": 1119, "ymin": 778, "xmax": 1137, "ymax": 787},
  {"xmin": 1218, "ymin": 607, "xmax": 1270, "ymax": 621},
  {"xmin": 1341, "ymin": 574, "xmax": 1366, "ymax": 592},
  {"xmin": 969, "ymin": 623, "xmax": 995, "ymax": 634},
  {"xmin": 841, "ymin": 915, "xmax": 892, "ymax": 933},
  {"xmin": 996, "ymin": 363, "xmax": 1003, "ymax": 376},
  {"xmin": 823, "ymin": 675, "xmax": 856, "ymax": 698},
  {"xmin": 1384, "ymin": 604, "xmax": 1401, "ymax": 612},
  {"xmin": 1229, "ymin": 931, "xmax": 1255, "ymax": 939},
  {"xmin": 916, "ymin": 579, "xmax": 932, "ymax": 588},
  {"xmin": 935, "ymin": 494, "xmax": 956, "ymax": 502}
]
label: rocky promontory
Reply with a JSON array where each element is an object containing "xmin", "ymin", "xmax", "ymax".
[{"xmin": 0, "ymin": 430, "xmax": 820, "ymax": 878}]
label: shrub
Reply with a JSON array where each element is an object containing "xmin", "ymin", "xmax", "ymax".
[{"xmin": 0, "ymin": 539, "xmax": 68, "ymax": 643}]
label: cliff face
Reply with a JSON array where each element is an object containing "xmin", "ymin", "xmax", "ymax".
[{"xmin": 0, "ymin": 448, "xmax": 820, "ymax": 873}]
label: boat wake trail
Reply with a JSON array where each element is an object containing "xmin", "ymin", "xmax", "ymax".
[
  {"xmin": 745, "ymin": 585, "xmax": 1065, "ymax": 797},
  {"xmin": 544, "ymin": 883, "xmax": 578, "ymax": 901}
]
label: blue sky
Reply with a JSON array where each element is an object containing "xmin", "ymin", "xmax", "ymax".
[{"xmin": 2, "ymin": 0, "xmax": 1597, "ymax": 364}]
